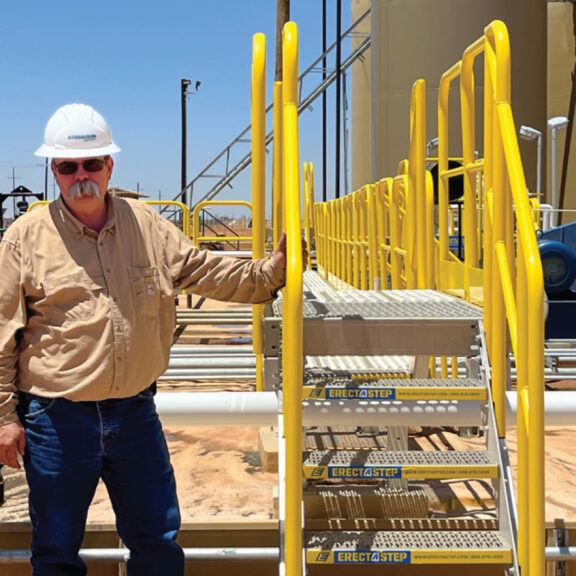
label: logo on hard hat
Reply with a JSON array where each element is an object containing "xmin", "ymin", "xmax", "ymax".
[{"xmin": 68, "ymin": 134, "xmax": 97, "ymax": 142}]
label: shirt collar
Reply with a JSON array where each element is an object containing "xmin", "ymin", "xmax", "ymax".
[{"xmin": 55, "ymin": 194, "xmax": 116, "ymax": 237}]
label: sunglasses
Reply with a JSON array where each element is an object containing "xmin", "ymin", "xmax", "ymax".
[{"xmin": 53, "ymin": 157, "xmax": 108, "ymax": 176}]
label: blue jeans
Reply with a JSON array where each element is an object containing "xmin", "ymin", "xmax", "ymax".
[{"xmin": 17, "ymin": 386, "xmax": 184, "ymax": 576}]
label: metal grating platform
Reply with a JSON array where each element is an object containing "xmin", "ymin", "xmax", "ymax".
[
  {"xmin": 266, "ymin": 282, "xmax": 483, "ymax": 356},
  {"xmin": 305, "ymin": 530, "xmax": 512, "ymax": 564},
  {"xmin": 273, "ymin": 290, "xmax": 483, "ymax": 321}
]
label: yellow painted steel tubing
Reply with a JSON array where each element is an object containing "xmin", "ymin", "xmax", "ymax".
[
  {"xmin": 438, "ymin": 62, "xmax": 461, "ymax": 264},
  {"xmin": 489, "ymin": 21, "xmax": 545, "ymax": 576},
  {"xmin": 145, "ymin": 201, "xmax": 191, "ymax": 237},
  {"xmin": 191, "ymin": 200, "xmax": 252, "ymax": 246},
  {"xmin": 500, "ymin": 102, "xmax": 545, "ymax": 576},
  {"xmin": 282, "ymin": 21, "xmax": 304, "ymax": 576},
  {"xmin": 252, "ymin": 33, "xmax": 266, "ymax": 392},
  {"xmin": 309, "ymin": 162, "xmax": 316, "ymax": 246},
  {"xmin": 273, "ymin": 81, "xmax": 284, "ymax": 245},
  {"xmin": 303, "ymin": 162, "xmax": 314, "ymax": 270},
  {"xmin": 409, "ymin": 79, "xmax": 428, "ymax": 289},
  {"xmin": 494, "ymin": 241, "xmax": 518, "ymax": 355},
  {"xmin": 461, "ymin": 36, "xmax": 484, "ymax": 270},
  {"xmin": 367, "ymin": 185, "xmax": 380, "ymax": 289},
  {"xmin": 302, "ymin": 162, "xmax": 315, "ymax": 271},
  {"xmin": 28, "ymin": 200, "xmax": 50, "ymax": 211}
]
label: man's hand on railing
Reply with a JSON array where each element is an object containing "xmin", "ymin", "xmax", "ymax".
[{"xmin": 271, "ymin": 232, "xmax": 308, "ymax": 270}]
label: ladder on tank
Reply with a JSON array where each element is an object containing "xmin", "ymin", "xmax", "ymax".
[{"xmin": 263, "ymin": 270, "xmax": 519, "ymax": 575}]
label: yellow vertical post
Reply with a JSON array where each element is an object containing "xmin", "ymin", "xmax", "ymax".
[
  {"xmin": 308, "ymin": 163, "xmax": 315, "ymax": 270},
  {"xmin": 367, "ymin": 184, "xmax": 379, "ymax": 289},
  {"xmin": 425, "ymin": 171, "xmax": 435, "ymax": 288},
  {"xmin": 390, "ymin": 178, "xmax": 402, "ymax": 289},
  {"xmin": 438, "ymin": 69, "xmax": 456, "ymax": 265},
  {"xmin": 461, "ymin": 39, "xmax": 482, "ymax": 271},
  {"xmin": 484, "ymin": 39, "xmax": 508, "ymax": 439},
  {"xmin": 273, "ymin": 81, "xmax": 284, "ymax": 245},
  {"xmin": 251, "ymin": 33, "xmax": 266, "ymax": 392},
  {"xmin": 281, "ymin": 21, "xmax": 304, "ymax": 576},
  {"xmin": 303, "ymin": 161, "xmax": 310, "ymax": 260},
  {"xmin": 409, "ymin": 80, "xmax": 427, "ymax": 289}
]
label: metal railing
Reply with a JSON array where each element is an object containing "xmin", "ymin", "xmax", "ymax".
[
  {"xmin": 280, "ymin": 21, "xmax": 304, "ymax": 576},
  {"xmin": 310, "ymin": 20, "xmax": 544, "ymax": 576}
]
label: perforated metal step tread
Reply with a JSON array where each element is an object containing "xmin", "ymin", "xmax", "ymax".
[
  {"xmin": 305, "ymin": 355, "xmax": 412, "ymax": 379},
  {"xmin": 305, "ymin": 530, "xmax": 512, "ymax": 565},
  {"xmin": 303, "ymin": 377, "xmax": 487, "ymax": 401},
  {"xmin": 273, "ymin": 288, "xmax": 483, "ymax": 321},
  {"xmin": 265, "ymin": 288, "xmax": 482, "ymax": 356},
  {"xmin": 303, "ymin": 450, "xmax": 497, "ymax": 479}
]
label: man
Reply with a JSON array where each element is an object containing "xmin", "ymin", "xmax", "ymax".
[{"xmin": 0, "ymin": 103, "xmax": 287, "ymax": 575}]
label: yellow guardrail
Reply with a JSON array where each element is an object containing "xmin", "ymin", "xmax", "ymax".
[
  {"xmin": 281, "ymin": 21, "xmax": 304, "ymax": 576},
  {"xmin": 310, "ymin": 20, "xmax": 544, "ymax": 576},
  {"xmin": 303, "ymin": 161, "xmax": 315, "ymax": 270},
  {"xmin": 143, "ymin": 200, "xmax": 190, "ymax": 237},
  {"xmin": 191, "ymin": 200, "xmax": 253, "ymax": 247}
]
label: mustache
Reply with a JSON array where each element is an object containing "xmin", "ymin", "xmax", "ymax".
[{"xmin": 67, "ymin": 180, "xmax": 103, "ymax": 200}]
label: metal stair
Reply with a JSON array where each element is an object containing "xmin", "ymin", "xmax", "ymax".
[
  {"xmin": 178, "ymin": 10, "xmax": 371, "ymax": 209},
  {"xmin": 264, "ymin": 270, "xmax": 519, "ymax": 573}
]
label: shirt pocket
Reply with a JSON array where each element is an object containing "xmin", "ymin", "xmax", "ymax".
[
  {"xmin": 129, "ymin": 266, "xmax": 161, "ymax": 318},
  {"xmin": 42, "ymin": 271, "xmax": 104, "ymax": 325}
]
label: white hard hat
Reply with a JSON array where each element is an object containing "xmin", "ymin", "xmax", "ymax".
[{"xmin": 35, "ymin": 103, "xmax": 121, "ymax": 159}]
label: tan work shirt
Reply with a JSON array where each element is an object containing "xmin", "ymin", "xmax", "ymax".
[{"xmin": 0, "ymin": 196, "xmax": 285, "ymax": 425}]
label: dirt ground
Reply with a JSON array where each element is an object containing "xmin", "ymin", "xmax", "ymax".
[
  {"xmin": 2, "ymin": 422, "xmax": 576, "ymax": 526},
  {"xmin": 0, "ymin": 424, "xmax": 278, "ymax": 524}
]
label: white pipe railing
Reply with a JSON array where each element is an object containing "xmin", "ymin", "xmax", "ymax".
[
  {"xmin": 0, "ymin": 547, "xmax": 280, "ymax": 564},
  {"xmin": 154, "ymin": 391, "xmax": 576, "ymax": 427}
]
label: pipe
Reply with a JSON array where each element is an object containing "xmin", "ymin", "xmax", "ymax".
[
  {"xmin": 545, "ymin": 546, "xmax": 576, "ymax": 562},
  {"xmin": 156, "ymin": 392, "xmax": 278, "ymax": 426},
  {"xmin": 154, "ymin": 391, "xmax": 576, "ymax": 427},
  {"xmin": 170, "ymin": 347, "xmax": 253, "ymax": 356},
  {"xmin": 0, "ymin": 547, "xmax": 279, "ymax": 564},
  {"xmin": 0, "ymin": 545, "xmax": 574, "ymax": 564},
  {"xmin": 168, "ymin": 357, "xmax": 256, "ymax": 368},
  {"xmin": 159, "ymin": 368, "xmax": 256, "ymax": 379},
  {"xmin": 506, "ymin": 391, "xmax": 576, "ymax": 426}
]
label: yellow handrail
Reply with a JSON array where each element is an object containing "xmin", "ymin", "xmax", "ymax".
[
  {"xmin": 191, "ymin": 200, "xmax": 253, "ymax": 246},
  {"xmin": 273, "ymin": 81, "xmax": 284, "ymax": 245},
  {"xmin": 143, "ymin": 200, "xmax": 191, "ymax": 237},
  {"xmin": 252, "ymin": 32, "xmax": 266, "ymax": 392},
  {"xmin": 311, "ymin": 19, "xmax": 544, "ymax": 576},
  {"xmin": 281, "ymin": 21, "xmax": 303, "ymax": 576}
]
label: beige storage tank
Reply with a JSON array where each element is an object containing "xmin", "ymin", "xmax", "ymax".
[{"xmin": 353, "ymin": 0, "xmax": 547, "ymax": 197}]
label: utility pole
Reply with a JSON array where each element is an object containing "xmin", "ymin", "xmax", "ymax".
[
  {"xmin": 180, "ymin": 78, "xmax": 201, "ymax": 209},
  {"xmin": 181, "ymin": 78, "xmax": 191, "ymax": 208},
  {"xmin": 335, "ymin": 0, "xmax": 342, "ymax": 199},
  {"xmin": 275, "ymin": 0, "xmax": 290, "ymax": 81},
  {"xmin": 322, "ymin": 0, "xmax": 327, "ymax": 202}
]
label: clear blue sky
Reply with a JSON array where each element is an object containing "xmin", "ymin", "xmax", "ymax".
[{"xmin": 0, "ymin": 1, "xmax": 352, "ymax": 217}]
